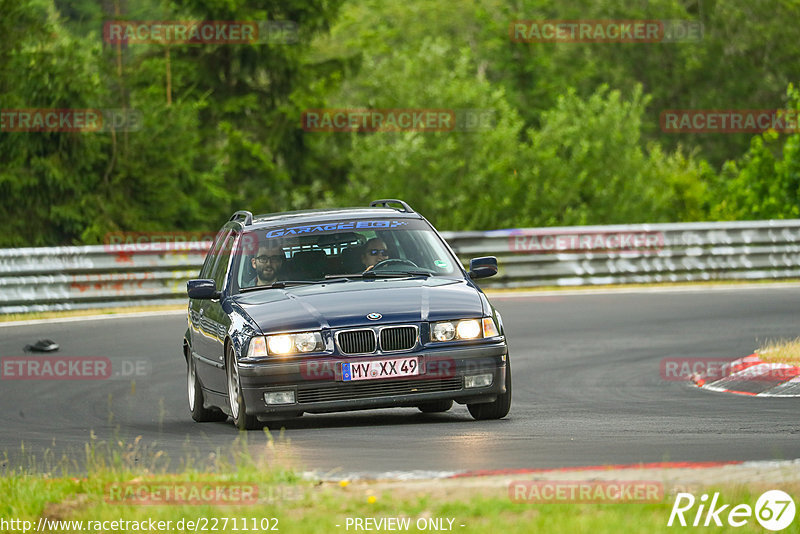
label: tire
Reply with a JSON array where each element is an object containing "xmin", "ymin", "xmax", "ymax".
[
  {"xmin": 187, "ymin": 353, "xmax": 227, "ymax": 422},
  {"xmin": 226, "ymin": 344, "xmax": 260, "ymax": 430},
  {"xmin": 417, "ymin": 399, "xmax": 453, "ymax": 413},
  {"xmin": 467, "ymin": 357, "xmax": 511, "ymax": 420}
]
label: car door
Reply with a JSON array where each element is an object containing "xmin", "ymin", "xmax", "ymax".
[
  {"xmin": 194, "ymin": 229, "xmax": 237, "ymax": 393},
  {"xmin": 189, "ymin": 228, "xmax": 226, "ymax": 357}
]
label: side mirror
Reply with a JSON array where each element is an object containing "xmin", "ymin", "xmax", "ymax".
[
  {"xmin": 187, "ymin": 279, "xmax": 219, "ymax": 300},
  {"xmin": 468, "ymin": 256, "xmax": 498, "ymax": 279}
]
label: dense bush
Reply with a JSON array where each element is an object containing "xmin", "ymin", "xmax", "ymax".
[{"xmin": 0, "ymin": 0, "xmax": 798, "ymax": 245}]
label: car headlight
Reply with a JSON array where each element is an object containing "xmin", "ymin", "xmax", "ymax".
[
  {"xmin": 247, "ymin": 332, "xmax": 324, "ymax": 357},
  {"xmin": 430, "ymin": 318, "xmax": 499, "ymax": 342},
  {"xmin": 456, "ymin": 319, "xmax": 481, "ymax": 339},
  {"xmin": 267, "ymin": 335, "xmax": 294, "ymax": 355},
  {"xmin": 432, "ymin": 321, "xmax": 456, "ymax": 341},
  {"xmin": 294, "ymin": 332, "xmax": 320, "ymax": 352}
]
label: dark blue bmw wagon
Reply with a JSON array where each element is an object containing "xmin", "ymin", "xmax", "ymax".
[{"xmin": 183, "ymin": 199, "xmax": 510, "ymax": 429}]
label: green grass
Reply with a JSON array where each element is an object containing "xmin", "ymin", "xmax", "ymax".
[
  {"xmin": 2, "ymin": 435, "xmax": 797, "ymax": 533},
  {"xmin": 2, "ymin": 475, "xmax": 796, "ymax": 533}
]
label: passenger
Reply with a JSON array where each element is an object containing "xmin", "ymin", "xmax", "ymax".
[{"xmin": 361, "ymin": 238, "xmax": 389, "ymax": 270}]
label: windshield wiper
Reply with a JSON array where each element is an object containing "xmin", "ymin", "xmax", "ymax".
[
  {"xmin": 368, "ymin": 269, "xmax": 432, "ymax": 278},
  {"xmin": 240, "ymin": 279, "xmax": 348, "ymax": 292},
  {"xmin": 324, "ymin": 270, "xmax": 432, "ymax": 280}
]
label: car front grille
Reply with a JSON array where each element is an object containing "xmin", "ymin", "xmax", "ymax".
[
  {"xmin": 380, "ymin": 326, "xmax": 417, "ymax": 351},
  {"xmin": 337, "ymin": 329, "xmax": 376, "ymax": 354},
  {"xmin": 296, "ymin": 377, "xmax": 463, "ymax": 403}
]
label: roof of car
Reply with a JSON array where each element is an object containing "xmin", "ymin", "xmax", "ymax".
[{"xmin": 246, "ymin": 207, "xmax": 423, "ymax": 228}]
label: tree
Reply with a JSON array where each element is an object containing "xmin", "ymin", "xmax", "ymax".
[
  {"xmin": 0, "ymin": 0, "xmax": 347, "ymax": 245},
  {"xmin": 709, "ymin": 85, "xmax": 800, "ymax": 220},
  {"xmin": 331, "ymin": 38, "xmax": 526, "ymax": 230},
  {"xmin": 513, "ymin": 85, "xmax": 709, "ymax": 227}
]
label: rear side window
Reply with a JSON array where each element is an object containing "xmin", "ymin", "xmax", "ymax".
[{"xmin": 200, "ymin": 228, "xmax": 230, "ymax": 279}]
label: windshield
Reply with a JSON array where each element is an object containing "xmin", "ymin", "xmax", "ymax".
[{"xmin": 233, "ymin": 217, "xmax": 462, "ymax": 291}]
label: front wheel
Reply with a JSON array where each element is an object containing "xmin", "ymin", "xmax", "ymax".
[
  {"xmin": 226, "ymin": 344, "xmax": 260, "ymax": 430},
  {"xmin": 467, "ymin": 357, "xmax": 511, "ymax": 420}
]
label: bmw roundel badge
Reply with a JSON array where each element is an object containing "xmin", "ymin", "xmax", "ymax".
[{"xmin": 366, "ymin": 313, "xmax": 382, "ymax": 321}]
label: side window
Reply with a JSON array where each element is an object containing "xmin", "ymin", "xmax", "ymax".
[
  {"xmin": 200, "ymin": 229, "xmax": 230, "ymax": 279},
  {"xmin": 210, "ymin": 232, "xmax": 237, "ymax": 291}
]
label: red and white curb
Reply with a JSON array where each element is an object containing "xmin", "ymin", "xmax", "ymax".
[
  {"xmin": 447, "ymin": 461, "xmax": 744, "ymax": 479},
  {"xmin": 691, "ymin": 354, "xmax": 800, "ymax": 397},
  {"xmin": 311, "ymin": 461, "xmax": 747, "ymax": 482}
]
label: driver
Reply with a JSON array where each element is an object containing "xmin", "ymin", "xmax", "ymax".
[
  {"xmin": 249, "ymin": 244, "xmax": 285, "ymax": 286},
  {"xmin": 361, "ymin": 238, "xmax": 389, "ymax": 270}
]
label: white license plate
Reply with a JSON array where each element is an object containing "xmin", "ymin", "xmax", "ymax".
[{"xmin": 341, "ymin": 357, "xmax": 421, "ymax": 381}]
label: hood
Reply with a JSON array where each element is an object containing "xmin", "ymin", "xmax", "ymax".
[{"xmin": 234, "ymin": 277, "xmax": 485, "ymax": 333}]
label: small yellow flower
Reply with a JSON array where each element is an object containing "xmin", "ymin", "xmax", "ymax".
[
  {"xmin": 367, "ymin": 495, "xmax": 377, "ymax": 504},
  {"xmin": 339, "ymin": 480, "xmax": 349, "ymax": 488}
]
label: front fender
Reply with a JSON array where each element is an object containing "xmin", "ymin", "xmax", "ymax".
[
  {"xmin": 227, "ymin": 304, "xmax": 260, "ymax": 360},
  {"xmin": 493, "ymin": 309, "xmax": 506, "ymax": 337},
  {"xmin": 183, "ymin": 328, "xmax": 191, "ymax": 362}
]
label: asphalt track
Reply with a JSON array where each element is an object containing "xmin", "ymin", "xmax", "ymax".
[{"xmin": 1, "ymin": 285, "xmax": 799, "ymax": 476}]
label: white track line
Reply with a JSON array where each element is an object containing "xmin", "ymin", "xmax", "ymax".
[
  {"xmin": 0, "ymin": 309, "xmax": 186, "ymax": 328},
  {"xmin": 486, "ymin": 282, "xmax": 800, "ymax": 299}
]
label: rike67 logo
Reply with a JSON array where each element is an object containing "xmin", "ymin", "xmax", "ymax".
[{"xmin": 668, "ymin": 490, "xmax": 796, "ymax": 531}]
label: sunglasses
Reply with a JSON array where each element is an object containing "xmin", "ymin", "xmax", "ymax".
[
  {"xmin": 255, "ymin": 255, "xmax": 283, "ymax": 264},
  {"xmin": 368, "ymin": 249, "xmax": 388, "ymax": 256}
]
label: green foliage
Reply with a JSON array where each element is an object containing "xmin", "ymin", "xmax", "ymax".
[
  {"xmin": 166, "ymin": 0, "xmax": 349, "ymax": 215},
  {"xmin": 0, "ymin": 0, "xmax": 345, "ymax": 246},
  {"xmin": 0, "ymin": 3, "xmax": 106, "ymax": 246},
  {"xmin": 332, "ymin": 38, "xmax": 525, "ymax": 230},
  {"xmin": 513, "ymin": 85, "xmax": 709, "ymax": 227},
  {"xmin": 1, "ymin": 0, "xmax": 799, "ymax": 245},
  {"xmin": 709, "ymin": 85, "xmax": 800, "ymax": 220},
  {"xmin": 324, "ymin": 27, "xmax": 709, "ymax": 229}
]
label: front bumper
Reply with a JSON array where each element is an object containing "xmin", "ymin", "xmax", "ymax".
[{"xmin": 237, "ymin": 341, "xmax": 508, "ymax": 417}]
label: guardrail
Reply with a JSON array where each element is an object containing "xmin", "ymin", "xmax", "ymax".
[
  {"xmin": 442, "ymin": 219, "xmax": 800, "ymax": 288},
  {"xmin": 0, "ymin": 244, "xmax": 205, "ymax": 314},
  {"xmin": 2, "ymin": 220, "xmax": 800, "ymax": 313}
]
